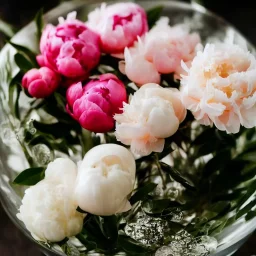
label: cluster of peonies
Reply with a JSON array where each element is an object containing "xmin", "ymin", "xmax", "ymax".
[
  {"xmin": 16, "ymin": 0, "xmax": 256, "ymax": 245},
  {"xmin": 21, "ymin": 3, "xmax": 149, "ymax": 98},
  {"xmin": 20, "ymin": 1, "xmax": 256, "ymax": 156},
  {"xmin": 18, "ymin": 144, "xmax": 136, "ymax": 242}
]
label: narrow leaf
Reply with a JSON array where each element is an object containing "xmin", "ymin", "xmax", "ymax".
[
  {"xmin": 160, "ymin": 162, "xmax": 196, "ymax": 191},
  {"xmin": 245, "ymin": 210, "xmax": 256, "ymax": 221},
  {"xmin": 97, "ymin": 216, "xmax": 118, "ymax": 243},
  {"xmin": 14, "ymin": 53, "xmax": 34, "ymax": 72},
  {"xmin": 35, "ymin": 9, "xmax": 44, "ymax": 43},
  {"xmin": 0, "ymin": 18, "xmax": 16, "ymax": 38},
  {"xmin": 13, "ymin": 167, "xmax": 45, "ymax": 185},
  {"xmin": 8, "ymin": 41, "xmax": 37, "ymax": 65},
  {"xmin": 203, "ymin": 149, "xmax": 231, "ymax": 177},
  {"xmin": 130, "ymin": 183, "xmax": 157, "ymax": 204}
]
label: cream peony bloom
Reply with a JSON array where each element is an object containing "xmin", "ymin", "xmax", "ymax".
[
  {"xmin": 181, "ymin": 42, "xmax": 256, "ymax": 133},
  {"xmin": 114, "ymin": 83, "xmax": 186, "ymax": 156},
  {"xmin": 74, "ymin": 144, "xmax": 136, "ymax": 216},
  {"xmin": 17, "ymin": 158, "xmax": 84, "ymax": 242},
  {"xmin": 120, "ymin": 17, "xmax": 200, "ymax": 85}
]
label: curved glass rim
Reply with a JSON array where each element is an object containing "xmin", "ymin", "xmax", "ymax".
[{"xmin": 0, "ymin": 1, "xmax": 255, "ymax": 255}]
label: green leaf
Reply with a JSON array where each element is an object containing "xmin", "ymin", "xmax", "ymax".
[
  {"xmin": 130, "ymin": 183, "xmax": 157, "ymax": 205},
  {"xmin": 192, "ymin": 128, "xmax": 216, "ymax": 145},
  {"xmin": 201, "ymin": 201, "xmax": 231, "ymax": 221},
  {"xmin": 13, "ymin": 167, "xmax": 45, "ymax": 185},
  {"xmin": 76, "ymin": 233, "xmax": 97, "ymax": 252},
  {"xmin": 117, "ymin": 235, "xmax": 151, "ymax": 255},
  {"xmin": 203, "ymin": 149, "xmax": 231, "ymax": 177},
  {"xmin": 8, "ymin": 41, "xmax": 37, "ymax": 65},
  {"xmin": 35, "ymin": 9, "xmax": 44, "ymax": 43},
  {"xmin": 97, "ymin": 216, "xmax": 118, "ymax": 243},
  {"xmin": 14, "ymin": 53, "xmax": 34, "ymax": 72},
  {"xmin": 235, "ymin": 180, "xmax": 256, "ymax": 210},
  {"xmin": 33, "ymin": 120, "xmax": 76, "ymax": 139},
  {"xmin": 142, "ymin": 199, "xmax": 170, "ymax": 215},
  {"xmin": 0, "ymin": 18, "xmax": 16, "ymax": 38},
  {"xmin": 8, "ymin": 82, "xmax": 21, "ymax": 118},
  {"xmin": 160, "ymin": 162, "xmax": 196, "ymax": 191},
  {"xmin": 146, "ymin": 5, "xmax": 164, "ymax": 29},
  {"xmin": 54, "ymin": 92, "xmax": 66, "ymax": 110},
  {"xmin": 238, "ymin": 152, "xmax": 256, "ymax": 162},
  {"xmin": 245, "ymin": 210, "xmax": 256, "ymax": 221},
  {"xmin": 236, "ymin": 199, "xmax": 256, "ymax": 220}
]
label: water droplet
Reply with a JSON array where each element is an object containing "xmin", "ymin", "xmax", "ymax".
[
  {"xmin": 32, "ymin": 144, "xmax": 53, "ymax": 165},
  {"xmin": 27, "ymin": 119, "xmax": 37, "ymax": 135},
  {"xmin": 125, "ymin": 215, "xmax": 169, "ymax": 248},
  {"xmin": 155, "ymin": 246, "xmax": 175, "ymax": 256},
  {"xmin": 155, "ymin": 230, "xmax": 217, "ymax": 256}
]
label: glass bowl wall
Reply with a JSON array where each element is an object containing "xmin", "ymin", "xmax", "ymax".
[{"xmin": 0, "ymin": 1, "xmax": 255, "ymax": 256}]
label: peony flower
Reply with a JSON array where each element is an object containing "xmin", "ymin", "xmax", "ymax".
[
  {"xmin": 114, "ymin": 83, "xmax": 186, "ymax": 156},
  {"xmin": 21, "ymin": 67, "xmax": 60, "ymax": 98},
  {"xmin": 74, "ymin": 144, "xmax": 136, "ymax": 216},
  {"xmin": 120, "ymin": 17, "xmax": 200, "ymax": 85},
  {"xmin": 66, "ymin": 74, "xmax": 127, "ymax": 133},
  {"xmin": 180, "ymin": 42, "xmax": 256, "ymax": 133},
  {"xmin": 37, "ymin": 12, "xmax": 100, "ymax": 80},
  {"xmin": 87, "ymin": 3, "xmax": 148, "ymax": 55},
  {"xmin": 17, "ymin": 158, "xmax": 84, "ymax": 242}
]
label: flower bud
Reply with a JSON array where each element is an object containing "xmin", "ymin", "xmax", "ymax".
[
  {"xmin": 66, "ymin": 74, "xmax": 127, "ymax": 133},
  {"xmin": 74, "ymin": 144, "xmax": 136, "ymax": 216},
  {"xmin": 21, "ymin": 67, "xmax": 60, "ymax": 98}
]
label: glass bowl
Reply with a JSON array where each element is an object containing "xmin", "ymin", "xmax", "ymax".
[{"xmin": 0, "ymin": 1, "xmax": 255, "ymax": 256}]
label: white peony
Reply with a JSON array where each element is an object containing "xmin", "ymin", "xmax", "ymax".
[
  {"xmin": 181, "ymin": 42, "xmax": 256, "ymax": 133},
  {"xmin": 114, "ymin": 83, "xmax": 186, "ymax": 156},
  {"xmin": 17, "ymin": 158, "xmax": 84, "ymax": 242},
  {"xmin": 74, "ymin": 144, "xmax": 136, "ymax": 216}
]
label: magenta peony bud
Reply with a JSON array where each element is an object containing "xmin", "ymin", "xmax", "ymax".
[
  {"xmin": 87, "ymin": 3, "xmax": 148, "ymax": 55},
  {"xmin": 37, "ymin": 12, "xmax": 101, "ymax": 79},
  {"xmin": 66, "ymin": 74, "xmax": 127, "ymax": 133},
  {"xmin": 22, "ymin": 67, "xmax": 60, "ymax": 98}
]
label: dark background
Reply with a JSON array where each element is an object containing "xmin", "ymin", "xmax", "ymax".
[{"xmin": 0, "ymin": 0, "xmax": 256, "ymax": 255}]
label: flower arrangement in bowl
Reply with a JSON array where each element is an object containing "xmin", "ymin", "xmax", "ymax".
[{"xmin": 0, "ymin": 1, "xmax": 256, "ymax": 256}]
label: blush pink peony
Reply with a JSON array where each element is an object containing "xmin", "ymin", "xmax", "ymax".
[
  {"xmin": 87, "ymin": 3, "xmax": 148, "ymax": 55},
  {"xmin": 66, "ymin": 74, "xmax": 127, "ymax": 133},
  {"xmin": 121, "ymin": 17, "xmax": 200, "ymax": 86},
  {"xmin": 22, "ymin": 67, "xmax": 60, "ymax": 98},
  {"xmin": 181, "ymin": 42, "xmax": 256, "ymax": 133},
  {"xmin": 37, "ymin": 12, "xmax": 100, "ymax": 80},
  {"xmin": 114, "ymin": 83, "xmax": 186, "ymax": 156}
]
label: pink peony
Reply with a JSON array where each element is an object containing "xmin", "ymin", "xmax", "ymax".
[
  {"xmin": 120, "ymin": 17, "xmax": 200, "ymax": 85},
  {"xmin": 181, "ymin": 42, "xmax": 256, "ymax": 134},
  {"xmin": 66, "ymin": 74, "xmax": 127, "ymax": 133},
  {"xmin": 22, "ymin": 67, "xmax": 60, "ymax": 98},
  {"xmin": 87, "ymin": 3, "xmax": 148, "ymax": 55},
  {"xmin": 37, "ymin": 12, "xmax": 101, "ymax": 80}
]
